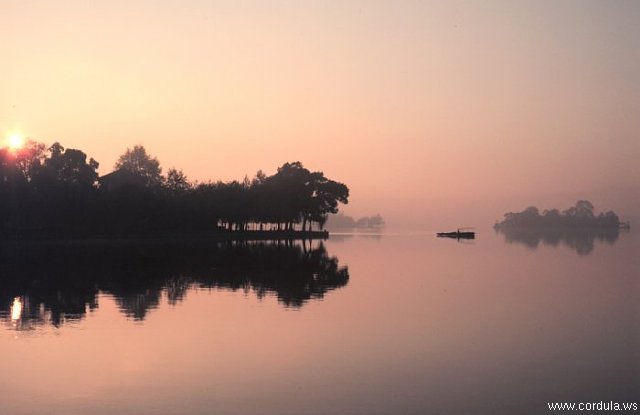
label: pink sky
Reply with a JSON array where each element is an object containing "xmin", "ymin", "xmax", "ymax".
[{"xmin": 2, "ymin": 1, "xmax": 638, "ymax": 227}]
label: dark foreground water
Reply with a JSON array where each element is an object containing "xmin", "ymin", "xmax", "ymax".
[{"xmin": 1, "ymin": 228, "xmax": 638, "ymax": 415}]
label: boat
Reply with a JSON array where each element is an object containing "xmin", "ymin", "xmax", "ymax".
[{"xmin": 436, "ymin": 229, "xmax": 475, "ymax": 239}]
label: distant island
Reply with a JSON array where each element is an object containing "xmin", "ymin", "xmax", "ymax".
[
  {"xmin": 326, "ymin": 213, "xmax": 385, "ymax": 230},
  {"xmin": 494, "ymin": 201, "xmax": 626, "ymax": 255},
  {"xmin": 0, "ymin": 142, "xmax": 349, "ymax": 239},
  {"xmin": 494, "ymin": 200, "xmax": 624, "ymax": 230}
]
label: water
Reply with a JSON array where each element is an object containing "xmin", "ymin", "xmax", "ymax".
[{"xmin": 1, "ymin": 229, "xmax": 638, "ymax": 414}]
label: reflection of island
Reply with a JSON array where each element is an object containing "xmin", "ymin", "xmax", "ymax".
[
  {"xmin": 494, "ymin": 201, "xmax": 623, "ymax": 255},
  {"xmin": 496, "ymin": 227, "xmax": 619, "ymax": 255},
  {"xmin": 0, "ymin": 240, "xmax": 348, "ymax": 330}
]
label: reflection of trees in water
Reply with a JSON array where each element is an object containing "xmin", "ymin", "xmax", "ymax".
[
  {"xmin": 328, "ymin": 233, "xmax": 383, "ymax": 243},
  {"xmin": 197, "ymin": 242, "xmax": 350, "ymax": 307},
  {"xmin": 0, "ymin": 240, "xmax": 348, "ymax": 330},
  {"xmin": 496, "ymin": 227, "xmax": 620, "ymax": 255},
  {"xmin": 0, "ymin": 295, "xmax": 95, "ymax": 331}
]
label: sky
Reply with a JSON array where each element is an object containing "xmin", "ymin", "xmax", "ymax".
[{"xmin": 2, "ymin": 0, "xmax": 639, "ymax": 228}]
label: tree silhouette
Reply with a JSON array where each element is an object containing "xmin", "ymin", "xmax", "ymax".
[
  {"xmin": 12, "ymin": 140, "xmax": 47, "ymax": 182},
  {"xmin": 32, "ymin": 142, "xmax": 99, "ymax": 188},
  {"xmin": 165, "ymin": 168, "xmax": 191, "ymax": 194},
  {"xmin": 305, "ymin": 172, "xmax": 349, "ymax": 231},
  {"xmin": 0, "ymin": 148, "xmax": 26, "ymax": 186},
  {"xmin": 1, "ymin": 141, "xmax": 349, "ymax": 237},
  {"xmin": 264, "ymin": 162, "xmax": 350, "ymax": 232},
  {"xmin": 114, "ymin": 145, "xmax": 163, "ymax": 187}
]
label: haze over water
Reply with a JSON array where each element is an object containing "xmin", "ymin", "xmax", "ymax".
[{"xmin": 1, "ymin": 230, "xmax": 638, "ymax": 414}]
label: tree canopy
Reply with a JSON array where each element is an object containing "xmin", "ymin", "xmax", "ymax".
[
  {"xmin": 114, "ymin": 145, "xmax": 163, "ymax": 187},
  {"xmin": 32, "ymin": 142, "xmax": 99, "ymax": 189},
  {"xmin": 0, "ymin": 141, "xmax": 349, "ymax": 236}
]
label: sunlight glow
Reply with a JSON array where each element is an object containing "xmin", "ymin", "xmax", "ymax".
[{"xmin": 6, "ymin": 133, "xmax": 24, "ymax": 150}]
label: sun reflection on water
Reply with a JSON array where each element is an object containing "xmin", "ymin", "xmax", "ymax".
[{"xmin": 10, "ymin": 297, "xmax": 22, "ymax": 324}]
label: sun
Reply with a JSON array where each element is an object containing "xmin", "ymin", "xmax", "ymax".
[{"xmin": 6, "ymin": 133, "xmax": 24, "ymax": 150}]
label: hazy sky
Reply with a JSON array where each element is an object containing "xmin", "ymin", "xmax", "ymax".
[{"xmin": 2, "ymin": 0, "xmax": 639, "ymax": 227}]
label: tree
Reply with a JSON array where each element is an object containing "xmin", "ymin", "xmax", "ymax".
[
  {"xmin": 114, "ymin": 145, "xmax": 163, "ymax": 187},
  {"xmin": 33, "ymin": 142, "xmax": 99, "ymax": 188},
  {"xmin": 252, "ymin": 169, "xmax": 267, "ymax": 186},
  {"xmin": 267, "ymin": 162, "xmax": 314, "ymax": 230},
  {"xmin": 368, "ymin": 214, "xmax": 385, "ymax": 227},
  {"xmin": 165, "ymin": 168, "xmax": 191, "ymax": 194},
  {"xmin": 304, "ymin": 171, "xmax": 349, "ymax": 231},
  {"xmin": 13, "ymin": 140, "xmax": 47, "ymax": 182},
  {"xmin": 0, "ymin": 148, "xmax": 25, "ymax": 186},
  {"xmin": 574, "ymin": 200, "xmax": 595, "ymax": 218}
]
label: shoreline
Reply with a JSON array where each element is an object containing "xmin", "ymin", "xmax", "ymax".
[{"xmin": 0, "ymin": 230, "xmax": 330, "ymax": 244}]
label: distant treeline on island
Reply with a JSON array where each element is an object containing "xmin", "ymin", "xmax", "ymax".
[
  {"xmin": 494, "ymin": 200, "xmax": 624, "ymax": 230},
  {"xmin": 326, "ymin": 213, "xmax": 385, "ymax": 229},
  {"xmin": 0, "ymin": 142, "xmax": 349, "ymax": 237}
]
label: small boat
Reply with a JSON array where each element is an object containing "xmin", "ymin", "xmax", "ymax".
[{"xmin": 437, "ymin": 229, "xmax": 475, "ymax": 239}]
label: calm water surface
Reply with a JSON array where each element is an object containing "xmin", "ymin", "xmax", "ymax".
[{"xmin": 1, "ymin": 229, "xmax": 638, "ymax": 414}]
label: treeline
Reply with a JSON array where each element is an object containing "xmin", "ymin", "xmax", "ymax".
[
  {"xmin": 326, "ymin": 213, "xmax": 385, "ymax": 229},
  {"xmin": 0, "ymin": 142, "xmax": 349, "ymax": 237},
  {"xmin": 494, "ymin": 200, "xmax": 620, "ymax": 229}
]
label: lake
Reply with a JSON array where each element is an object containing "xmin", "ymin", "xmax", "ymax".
[{"xmin": 1, "ymin": 228, "xmax": 638, "ymax": 414}]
